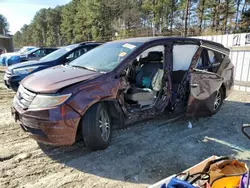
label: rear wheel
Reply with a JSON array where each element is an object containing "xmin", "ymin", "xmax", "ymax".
[
  {"xmin": 213, "ymin": 88, "xmax": 224, "ymax": 114},
  {"xmin": 81, "ymin": 103, "xmax": 112, "ymax": 151}
]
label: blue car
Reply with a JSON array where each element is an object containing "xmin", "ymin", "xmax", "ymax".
[
  {"xmin": 4, "ymin": 42, "xmax": 101, "ymax": 91},
  {"xmin": 0, "ymin": 46, "xmax": 36, "ymax": 66},
  {"xmin": 5, "ymin": 47, "xmax": 58, "ymax": 66}
]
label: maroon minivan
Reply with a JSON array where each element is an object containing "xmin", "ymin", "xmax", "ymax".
[{"xmin": 12, "ymin": 37, "xmax": 234, "ymax": 150}]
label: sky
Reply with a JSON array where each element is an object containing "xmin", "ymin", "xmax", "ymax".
[{"xmin": 0, "ymin": 0, "xmax": 71, "ymax": 35}]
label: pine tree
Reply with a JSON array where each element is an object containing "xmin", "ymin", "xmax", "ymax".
[{"xmin": 0, "ymin": 14, "xmax": 9, "ymax": 35}]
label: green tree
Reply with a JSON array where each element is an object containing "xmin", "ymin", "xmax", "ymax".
[
  {"xmin": 184, "ymin": 0, "xmax": 191, "ymax": 36},
  {"xmin": 20, "ymin": 24, "xmax": 33, "ymax": 46},
  {"xmin": 169, "ymin": 0, "xmax": 177, "ymax": 35},
  {"xmin": 218, "ymin": 0, "xmax": 235, "ymax": 34},
  {"xmin": 235, "ymin": 0, "xmax": 242, "ymax": 30},
  {"xmin": 34, "ymin": 9, "xmax": 48, "ymax": 45},
  {"xmin": 61, "ymin": 0, "xmax": 80, "ymax": 44},
  {"xmin": 0, "ymin": 14, "xmax": 9, "ymax": 35},
  {"xmin": 46, "ymin": 6, "xmax": 63, "ymax": 46},
  {"xmin": 73, "ymin": 0, "xmax": 92, "ymax": 42},
  {"xmin": 197, "ymin": 0, "xmax": 206, "ymax": 34},
  {"xmin": 239, "ymin": 7, "xmax": 250, "ymax": 32},
  {"xmin": 13, "ymin": 31, "xmax": 22, "ymax": 48}
]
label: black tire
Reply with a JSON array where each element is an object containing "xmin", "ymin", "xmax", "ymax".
[
  {"xmin": 212, "ymin": 88, "xmax": 224, "ymax": 114},
  {"xmin": 81, "ymin": 103, "xmax": 112, "ymax": 151}
]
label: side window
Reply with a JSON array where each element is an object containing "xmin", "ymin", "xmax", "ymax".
[
  {"xmin": 45, "ymin": 49, "xmax": 54, "ymax": 55},
  {"xmin": 196, "ymin": 49, "xmax": 209, "ymax": 69},
  {"xmin": 78, "ymin": 47, "xmax": 88, "ymax": 56},
  {"xmin": 196, "ymin": 49, "xmax": 224, "ymax": 73},
  {"xmin": 137, "ymin": 45, "xmax": 164, "ymax": 60},
  {"xmin": 39, "ymin": 49, "xmax": 46, "ymax": 56},
  {"xmin": 208, "ymin": 50, "xmax": 215, "ymax": 64},
  {"xmin": 31, "ymin": 50, "xmax": 41, "ymax": 57},
  {"xmin": 173, "ymin": 44, "xmax": 199, "ymax": 71},
  {"xmin": 65, "ymin": 51, "xmax": 75, "ymax": 62},
  {"xmin": 65, "ymin": 47, "xmax": 88, "ymax": 62},
  {"xmin": 207, "ymin": 50, "xmax": 224, "ymax": 65},
  {"xmin": 196, "ymin": 57, "xmax": 203, "ymax": 69}
]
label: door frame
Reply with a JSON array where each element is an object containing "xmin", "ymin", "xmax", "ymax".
[{"xmin": 118, "ymin": 41, "xmax": 174, "ymax": 119}]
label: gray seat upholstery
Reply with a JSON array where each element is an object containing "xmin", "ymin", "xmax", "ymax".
[
  {"xmin": 125, "ymin": 88, "xmax": 156, "ymax": 101},
  {"xmin": 125, "ymin": 51, "xmax": 163, "ymax": 103}
]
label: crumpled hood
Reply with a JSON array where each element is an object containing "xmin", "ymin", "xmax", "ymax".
[{"xmin": 22, "ymin": 65, "xmax": 102, "ymax": 94}]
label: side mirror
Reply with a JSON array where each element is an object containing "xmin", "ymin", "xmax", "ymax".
[
  {"xmin": 65, "ymin": 56, "xmax": 71, "ymax": 63},
  {"xmin": 30, "ymin": 53, "xmax": 36, "ymax": 57},
  {"xmin": 120, "ymin": 70, "xmax": 126, "ymax": 77},
  {"xmin": 115, "ymin": 70, "xmax": 126, "ymax": 79}
]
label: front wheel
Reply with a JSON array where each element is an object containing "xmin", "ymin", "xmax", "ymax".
[
  {"xmin": 81, "ymin": 103, "xmax": 112, "ymax": 151},
  {"xmin": 212, "ymin": 88, "xmax": 224, "ymax": 114}
]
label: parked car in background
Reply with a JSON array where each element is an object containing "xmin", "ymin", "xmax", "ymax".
[
  {"xmin": 4, "ymin": 42, "xmax": 101, "ymax": 91},
  {"xmin": 5, "ymin": 47, "xmax": 58, "ymax": 66},
  {"xmin": 0, "ymin": 46, "xmax": 36, "ymax": 66},
  {"xmin": 11, "ymin": 37, "xmax": 234, "ymax": 151}
]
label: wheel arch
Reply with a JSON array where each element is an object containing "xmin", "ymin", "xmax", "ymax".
[{"xmin": 75, "ymin": 99, "xmax": 125, "ymax": 142}]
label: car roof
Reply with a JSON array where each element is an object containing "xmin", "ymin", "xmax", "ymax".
[
  {"xmin": 61, "ymin": 42, "xmax": 102, "ymax": 50},
  {"xmin": 79, "ymin": 42, "xmax": 103, "ymax": 46},
  {"xmin": 27, "ymin": 47, "xmax": 58, "ymax": 53},
  {"xmin": 113, "ymin": 36, "xmax": 226, "ymax": 49},
  {"xmin": 41, "ymin": 47, "xmax": 58, "ymax": 49},
  {"xmin": 34, "ymin": 47, "xmax": 58, "ymax": 49},
  {"xmin": 23, "ymin": 46, "xmax": 37, "ymax": 48}
]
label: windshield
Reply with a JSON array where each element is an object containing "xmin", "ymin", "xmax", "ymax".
[
  {"xmin": 26, "ymin": 48, "xmax": 39, "ymax": 55},
  {"xmin": 19, "ymin": 47, "xmax": 28, "ymax": 54},
  {"xmin": 40, "ymin": 45, "xmax": 76, "ymax": 61},
  {"xmin": 69, "ymin": 42, "xmax": 142, "ymax": 72},
  {"xmin": 19, "ymin": 47, "xmax": 35, "ymax": 54}
]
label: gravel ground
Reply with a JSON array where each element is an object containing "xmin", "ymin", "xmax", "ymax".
[{"xmin": 0, "ymin": 71, "xmax": 250, "ymax": 188}]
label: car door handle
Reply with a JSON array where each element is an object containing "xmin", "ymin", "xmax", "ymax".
[{"xmin": 191, "ymin": 83, "xmax": 198, "ymax": 88}]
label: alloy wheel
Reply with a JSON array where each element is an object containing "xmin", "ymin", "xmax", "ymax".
[
  {"xmin": 213, "ymin": 90, "xmax": 222, "ymax": 111},
  {"xmin": 99, "ymin": 109, "xmax": 110, "ymax": 142}
]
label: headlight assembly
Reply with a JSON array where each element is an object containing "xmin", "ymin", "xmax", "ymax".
[
  {"xmin": 12, "ymin": 66, "xmax": 38, "ymax": 75},
  {"xmin": 29, "ymin": 93, "xmax": 72, "ymax": 109}
]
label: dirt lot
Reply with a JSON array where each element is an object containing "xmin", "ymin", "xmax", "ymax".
[{"xmin": 0, "ymin": 71, "xmax": 250, "ymax": 188}]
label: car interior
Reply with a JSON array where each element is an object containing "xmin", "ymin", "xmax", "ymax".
[
  {"xmin": 123, "ymin": 44, "xmax": 201, "ymax": 111},
  {"xmin": 124, "ymin": 49, "xmax": 164, "ymax": 110}
]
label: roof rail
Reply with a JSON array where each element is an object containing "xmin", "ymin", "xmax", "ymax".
[{"xmin": 79, "ymin": 41, "xmax": 103, "ymax": 45}]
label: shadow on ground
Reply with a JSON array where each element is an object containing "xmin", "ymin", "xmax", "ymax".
[{"xmin": 40, "ymin": 100, "xmax": 250, "ymax": 185}]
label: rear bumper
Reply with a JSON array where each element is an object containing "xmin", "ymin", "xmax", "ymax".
[{"xmin": 12, "ymin": 102, "xmax": 81, "ymax": 146}]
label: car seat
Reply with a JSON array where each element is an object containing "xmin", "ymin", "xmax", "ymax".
[{"xmin": 125, "ymin": 51, "xmax": 163, "ymax": 104}]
